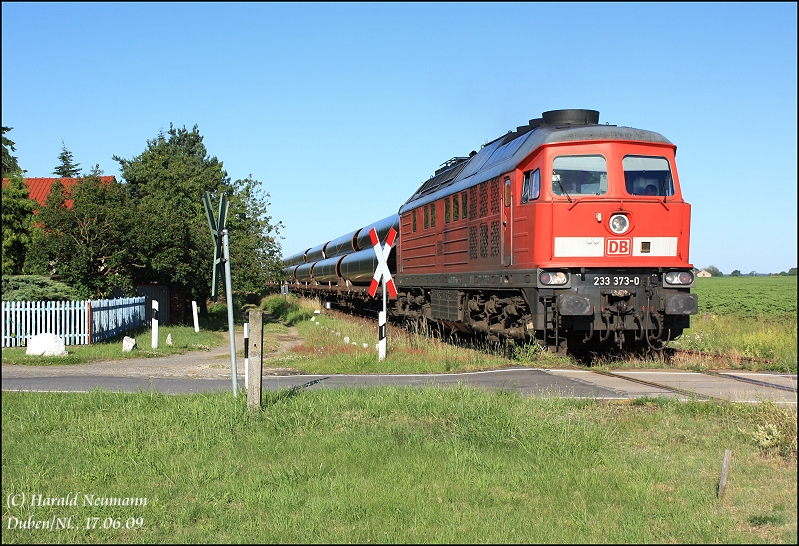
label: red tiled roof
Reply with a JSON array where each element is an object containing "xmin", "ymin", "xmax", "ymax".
[{"xmin": 2, "ymin": 176, "xmax": 116, "ymax": 209}]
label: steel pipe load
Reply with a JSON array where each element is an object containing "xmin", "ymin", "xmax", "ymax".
[
  {"xmin": 324, "ymin": 230, "xmax": 358, "ymax": 259},
  {"xmin": 295, "ymin": 262, "xmax": 314, "ymax": 283},
  {"xmin": 339, "ymin": 247, "xmax": 396, "ymax": 284},
  {"xmin": 312, "ymin": 255, "xmax": 345, "ymax": 283},
  {"xmin": 354, "ymin": 214, "xmax": 400, "ymax": 251},
  {"xmin": 305, "ymin": 242, "xmax": 327, "ymax": 263},
  {"xmin": 284, "ymin": 250, "xmax": 308, "ymax": 267}
]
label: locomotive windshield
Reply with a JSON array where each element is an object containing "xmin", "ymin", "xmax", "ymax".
[
  {"xmin": 551, "ymin": 155, "xmax": 608, "ymax": 196},
  {"xmin": 623, "ymin": 155, "xmax": 675, "ymax": 196}
]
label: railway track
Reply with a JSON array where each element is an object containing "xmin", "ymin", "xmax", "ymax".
[
  {"xmin": 589, "ymin": 369, "xmax": 723, "ymax": 401},
  {"xmin": 590, "ymin": 367, "xmax": 796, "ymax": 402}
]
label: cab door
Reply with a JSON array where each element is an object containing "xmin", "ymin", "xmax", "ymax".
[{"xmin": 502, "ymin": 177, "xmax": 512, "ymax": 266}]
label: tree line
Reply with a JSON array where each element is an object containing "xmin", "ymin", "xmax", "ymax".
[
  {"xmin": 2, "ymin": 125, "xmax": 283, "ymax": 321},
  {"xmin": 703, "ymin": 265, "xmax": 797, "ymax": 277}
]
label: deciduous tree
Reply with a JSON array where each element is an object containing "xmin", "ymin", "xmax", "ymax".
[
  {"xmin": 113, "ymin": 124, "xmax": 284, "ymax": 319},
  {"xmin": 25, "ymin": 175, "xmax": 136, "ymax": 298},
  {"xmin": 224, "ymin": 175, "xmax": 283, "ymax": 292}
]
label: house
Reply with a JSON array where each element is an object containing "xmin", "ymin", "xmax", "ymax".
[
  {"xmin": 2, "ymin": 176, "xmax": 116, "ymax": 210},
  {"xmin": 696, "ymin": 269, "xmax": 712, "ymax": 278}
]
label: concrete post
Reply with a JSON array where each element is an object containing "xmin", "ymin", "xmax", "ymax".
[{"xmin": 247, "ymin": 310, "xmax": 263, "ymax": 410}]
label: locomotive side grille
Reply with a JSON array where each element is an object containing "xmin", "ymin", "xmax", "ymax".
[
  {"xmin": 490, "ymin": 221, "xmax": 500, "ymax": 257},
  {"xmin": 479, "ymin": 224, "xmax": 489, "ymax": 258},
  {"xmin": 469, "ymin": 186, "xmax": 478, "ymax": 219},
  {"xmin": 479, "ymin": 182, "xmax": 488, "ymax": 218},
  {"xmin": 490, "ymin": 179, "xmax": 500, "ymax": 215},
  {"xmin": 469, "ymin": 226, "xmax": 478, "ymax": 260}
]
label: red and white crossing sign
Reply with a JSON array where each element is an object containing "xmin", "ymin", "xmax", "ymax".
[{"xmin": 368, "ymin": 227, "xmax": 397, "ymax": 299}]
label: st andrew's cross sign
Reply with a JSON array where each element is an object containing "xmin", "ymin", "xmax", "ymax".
[
  {"xmin": 367, "ymin": 226, "xmax": 397, "ymax": 361},
  {"xmin": 368, "ymin": 226, "xmax": 397, "ymax": 299}
]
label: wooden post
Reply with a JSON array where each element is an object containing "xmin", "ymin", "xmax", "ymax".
[
  {"xmin": 718, "ymin": 449, "xmax": 732, "ymax": 498},
  {"xmin": 247, "ymin": 310, "xmax": 263, "ymax": 410}
]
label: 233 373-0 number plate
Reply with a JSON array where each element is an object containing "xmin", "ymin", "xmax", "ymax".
[{"xmin": 590, "ymin": 275, "xmax": 641, "ymax": 287}]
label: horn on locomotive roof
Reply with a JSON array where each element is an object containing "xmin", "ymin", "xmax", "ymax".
[{"xmin": 542, "ymin": 109, "xmax": 600, "ymax": 125}]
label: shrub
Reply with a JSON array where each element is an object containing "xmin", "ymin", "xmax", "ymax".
[{"xmin": 1, "ymin": 275, "xmax": 82, "ymax": 302}]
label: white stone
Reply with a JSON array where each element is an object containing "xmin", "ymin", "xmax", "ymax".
[
  {"xmin": 166, "ymin": 333, "xmax": 173, "ymax": 346},
  {"xmin": 122, "ymin": 336, "xmax": 137, "ymax": 352},
  {"xmin": 26, "ymin": 333, "xmax": 67, "ymax": 357}
]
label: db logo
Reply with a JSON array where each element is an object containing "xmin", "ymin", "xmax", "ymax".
[{"xmin": 606, "ymin": 238, "xmax": 632, "ymax": 255}]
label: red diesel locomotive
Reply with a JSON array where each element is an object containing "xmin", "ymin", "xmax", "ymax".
[{"xmin": 283, "ymin": 109, "xmax": 698, "ymax": 354}]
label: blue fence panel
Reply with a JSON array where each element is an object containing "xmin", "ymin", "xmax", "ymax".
[{"xmin": 90, "ymin": 297, "xmax": 146, "ymax": 343}]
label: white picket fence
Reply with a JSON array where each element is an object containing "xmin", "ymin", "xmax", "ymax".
[{"xmin": 1, "ymin": 297, "xmax": 146, "ymax": 347}]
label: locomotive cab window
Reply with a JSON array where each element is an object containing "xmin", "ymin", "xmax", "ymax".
[
  {"xmin": 623, "ymin": 156, "xmax": 674, "ymax": 196},
  {"xmin": 552, "ymin": 155, "xmax": 608, "ymax": 196},
  {"xmin": 521, "ymin": 169, "xmax": 540, "ymax": 203}
]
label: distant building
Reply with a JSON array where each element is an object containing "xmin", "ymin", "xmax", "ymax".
[
  {"xmin": 1, "ymin": 176, "xmax": 116, "ymax": 210},
  {"xmin": 696, "ymin": 269, "xmax": 712, "ymax": 278}
]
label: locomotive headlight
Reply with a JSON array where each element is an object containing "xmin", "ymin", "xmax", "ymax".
[
  {"xmin": 539, "ymin": 271, "xmax": 569, "ymax": 286},
  {"xmin": 664, "ymin": 271, "xmax": 695, "ymax": 286},
  {"xmin": 609, "ymin": 214, "xmax": 630, "ymax": 234}
]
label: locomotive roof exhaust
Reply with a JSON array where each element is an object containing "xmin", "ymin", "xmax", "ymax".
[{"xmin": 542, "ymin": 109, "xmax": 600, "ymax": 125}]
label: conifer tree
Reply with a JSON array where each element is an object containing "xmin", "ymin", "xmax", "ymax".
[{"xmin": 53, "ymin": 141, "xmax": 81, "ymax": 177}]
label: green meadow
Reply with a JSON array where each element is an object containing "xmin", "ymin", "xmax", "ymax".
[{"xmin": 2, "ymin": 389, "xmax": 796, "ymax": 543}]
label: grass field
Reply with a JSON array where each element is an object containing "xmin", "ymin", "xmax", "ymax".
[
  {"xmin": 670, "ymin": 277, "xmax": 797, "ymax": 373},
  {"xmin": 2, "ymin": 389, "xmax": 796, "ymax": 543}
]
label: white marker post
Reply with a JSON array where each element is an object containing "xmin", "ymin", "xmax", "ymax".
[
  {"xmin": 192, "ymin": 301, "xmax": 200, "ymax": 332},
  {"xmin": 151, "ymin": 300, "xmax": 159, "ymax": 349},
  {"xmin": 368, "ymin": 227, "xmax": 397, "ymax": 361}
]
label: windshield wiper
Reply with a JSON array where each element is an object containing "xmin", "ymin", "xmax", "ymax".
[
  {"xmin": 659, "ymin": 174, "xmax": 671, "ymax": 202},
  {"xmin": 555, "ymin": 179, "xmax": 573, "ymax": 203}
]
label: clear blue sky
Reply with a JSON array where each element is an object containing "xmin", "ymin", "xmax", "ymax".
[{"xmin": 3, "ymin": 2, "xmax": 796, "ymax": 275}]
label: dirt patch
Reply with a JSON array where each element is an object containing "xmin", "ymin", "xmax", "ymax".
[{"xmin": 1, "ymin": 320, "xmax": 305, "ymax": 380}]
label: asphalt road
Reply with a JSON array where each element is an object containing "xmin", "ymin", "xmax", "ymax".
[{"xmin": 2, "ymin": 365, "xmax": 796, "ymax": 404}]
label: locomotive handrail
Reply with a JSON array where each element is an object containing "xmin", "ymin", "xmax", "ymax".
[{"xmin": 566, "ymin": 196, "xmax": 670, "ymax": 211}]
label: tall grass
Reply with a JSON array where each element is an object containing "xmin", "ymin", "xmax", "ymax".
[{"xmin": 262, "ymin": 295, "xmax": 566, "ymax": 374}]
